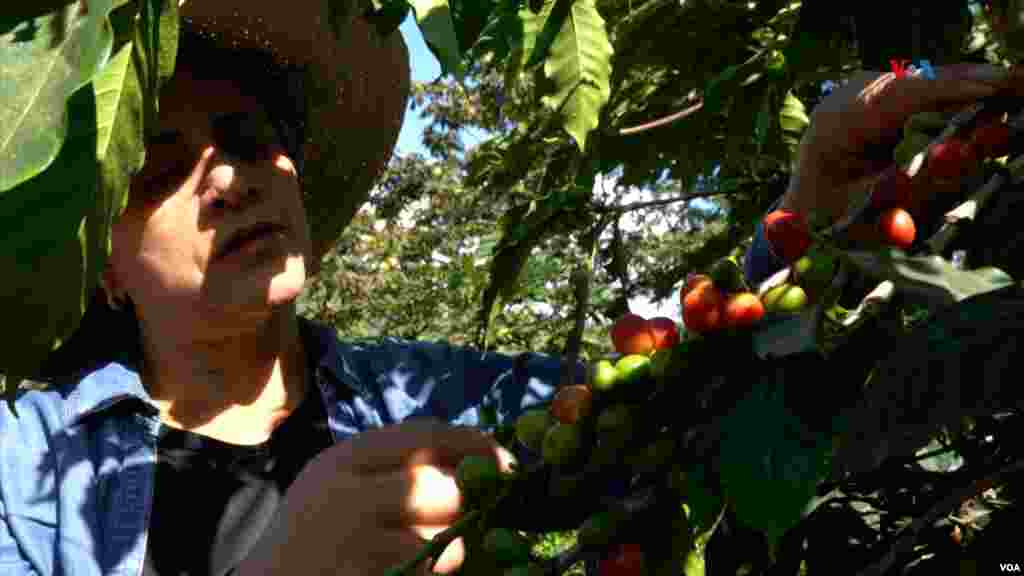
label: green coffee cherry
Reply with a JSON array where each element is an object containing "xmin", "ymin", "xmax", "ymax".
[
  {"xmin": 591, "ymin": 359, "xmax": 619, "ymax": 391},
  {"xmin": 614, "ymin": 354, "xmax": 651, "ymax": 386},
  {"xmin": 514, "ymin": 409, "xmax": 553, "ymax": 452},
  {"xmin": 456, "ymin": 455, "xmax": 502, "ymax": 506},
  {"xmin": 709, "ymin": 257, "xmax": 747, "ymax": 293},
  {"xmin": 542, "ymin": 422, "xmax": 582, "ymax": 467},
  {"xmin": 761, "ymin": 283, "xmax": 808, "ymax": 313}
]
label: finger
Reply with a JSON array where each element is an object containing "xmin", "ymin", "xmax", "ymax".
[
  {"xmin": 854, "ymin": 65, "xmax": 1009, "ymax": 145},
  {"xmin": 412, "ymin": 526, "xmax": 467, "ymax": 574},
  {"xmin": 370, "ymin": 528, "xmax": 463, "ymax": 576},
  {"xmin": 336, "ymin": 418, "xmax": 510, "ymax": 475},
  {"xmin": 391, "ymin": 464, "xmax": 464, "ymax": 526}
]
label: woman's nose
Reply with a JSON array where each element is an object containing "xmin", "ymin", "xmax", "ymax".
[{"xmin": 204, "ymin": 157, "xmax": 264, "ymax": 210}]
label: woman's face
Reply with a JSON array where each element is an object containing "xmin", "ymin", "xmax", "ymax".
[{"xmin": 106, "ymin": 60, "xmax": 312, "ymax": 340}]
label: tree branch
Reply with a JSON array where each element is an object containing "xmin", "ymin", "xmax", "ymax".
[
  {"xmin": 618, "ymin": 100, "xmax": 705, "ymax": 136},
  {"xmin": 598, "ymin": 190, "xmax": 730, "ymax": 214},
  {"xmin": 855, "ymin": 456, "xmax": 1024, "ymax": 576}
]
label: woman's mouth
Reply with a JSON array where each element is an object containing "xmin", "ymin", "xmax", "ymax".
[{"xmin": 218, "ymin": 222, "xmax": 288, "ymax": 259}]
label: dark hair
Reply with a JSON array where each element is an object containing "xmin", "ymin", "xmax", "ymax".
[{"xmin": 35, "ymin": 20, "xmax": 311, "ymax": 384}]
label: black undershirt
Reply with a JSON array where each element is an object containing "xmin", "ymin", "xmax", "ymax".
[{"xmin": 142, "ymin": 376, "xmax": 334, "ymax": 576}]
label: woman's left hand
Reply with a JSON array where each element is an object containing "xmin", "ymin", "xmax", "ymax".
[{"xmin": 780, "ymin": 64, "xmax": 1021, "ymax": 225}]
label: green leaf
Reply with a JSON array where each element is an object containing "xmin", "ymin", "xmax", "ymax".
[
  {"xmin": 754, "ymin": 87, "xmax": 773, "ymax": 148},
  {"xmin": 469, "ymin": 5, "xmax": 518, "ymax": 62},
  {"xmin": 364, "ymin": 0, "xmax": 411, "ymax": 38},
  {"xmin": 0, "ymin": 2, "xmax": 78, "ymax": 30},
  {"xmin": 537, "ymin": 0, "xmax": 612, "ymax": 152},
  {"xmin": 448, "ymin": 0, "xmax": 499, "ymax": 54},
  {"xmin": 683, "ymin": 464, "xmax": 725, "ymax": 550},
  {"xmin": 779, "ymin": 90, "xmax": 807, "ymax": 165},
  {"xmin": 0, "ymin": 0, "xmax": 172, "ymax": 401},
  {"xmin": 833, "ymin": 284, "xmax": 1024, "ymax": 477},
  {"xmin": 501, "ymin": 0, "xmax": 551, "ymax": 91},
  {"xmin": 524, "ymin": 0, "xmax": 568, "ymax": 69},
  {"xmin": 717, "ymin": 379, "xmax": 832, "ymax": 546},
  {"xmin": 0, "ymin": 0, "xmax": 127, "ymax": 193},
  {"xmin": 841, "ymin": 250, "xmax": 1016, "ymax": 311},
  {"xmin": 752, "ymin": 307, "xmax": 820, "ymax": 360},
  {"xmin": 411, "ymin": 0, "xmax": 465, "ymax": 81},
  {"xmin": 700, "ymin": 62, "xmax": 742, "ymax": 118}
]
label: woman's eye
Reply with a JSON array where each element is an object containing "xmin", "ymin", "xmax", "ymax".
[
  {"xmin": 130, "ymin": 132, "xmax": 195, "ymax": 204},
  {"xmin": 211, "ymin": 111, "xmax": 282, "ymax": 162}
]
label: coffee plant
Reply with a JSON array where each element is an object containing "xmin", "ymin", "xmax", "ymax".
[{"xmin": 4, "ymin": 1, "xmax": 1024, "ymax": 575}]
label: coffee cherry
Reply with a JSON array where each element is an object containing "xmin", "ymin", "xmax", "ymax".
[
  {"xmin": 722, "ymin": 292, "xmax": 765, "ymax": 329},
  {"xmin": 682, "ymin": 279, "xmax": 724, "ymax": 334},
  {"xmin": 762, "ymin": 210, "xmax": 812, "ymax": 264},
  {"xmin": 878, "ymin": 207, "xmax": 916, "ymax": 249},
  {"xmin": 927, "ymin": 136, "xmax": 976, "ymax": 181},
  {"xmin": 870, "ymin": 164, "xmax": 913, "ymax": 211}
]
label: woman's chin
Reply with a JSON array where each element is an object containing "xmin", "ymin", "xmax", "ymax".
[
  {"xmin": 263, "ymin": 258, "xmax": 307, "ymax": 307},
  {"xmin": 205, "ymin": 256, "xmax": 307, "ymax": 312}
]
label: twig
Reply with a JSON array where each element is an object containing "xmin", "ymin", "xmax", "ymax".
[
  {"xmin": 384, "ymin": 510, "xmax": 481, "ymax": 576},
  {"xmin": 596, "ymin": 190, "xmax": 730, "ymax": 214},
  {"xmin": 619, "ymin": 101, "xmax": 705, "ymax": 136},
  {"xmin": 543, "ymin": 487, "xmax": 660, "ymax": 576},
  {"xmin": 855, "ymin": 457, "xmax": 1024, "ymax": 576},
  {"xmin": 561, "ymin": 218, "xmax": 603, "ymax": 387},
  {"xmin": 926, "ymin": 151, "xmax": 1024, "ymax": 253}
]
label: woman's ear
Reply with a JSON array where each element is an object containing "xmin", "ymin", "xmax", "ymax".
[{"xmin": 101, "ymin": 267, "xmax": 125, "ymax": 311}]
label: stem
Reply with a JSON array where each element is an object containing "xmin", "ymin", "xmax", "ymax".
[
  {"xmin": 618, "ymin": 101, "xmax": 704, "ymax": 136},
  {"xmin": 855, "ymin": 456, "xmax": 1024, "ymax": 576},
  {"xmin": 383, "ymin": 510, "xmax": 481, "ymax": 576}
]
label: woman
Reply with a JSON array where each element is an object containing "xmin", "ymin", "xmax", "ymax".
[
  {"xmin": 0, "ymin": 1, "xmax": 1019, "ymax": 576},
  {"xmin": 2, "ymin": 2, "xmax": 558, "ymax": 575}
]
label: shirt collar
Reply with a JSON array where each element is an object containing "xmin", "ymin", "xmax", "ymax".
[
  {"xmin": 297, "ymin": 317, "xmax": 369, "ymax": 399},
  {"xmin": 62, "ymin": 316, "xmax": 367, "ymax": 426}
]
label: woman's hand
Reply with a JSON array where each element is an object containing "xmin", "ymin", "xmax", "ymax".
[
  {"xmin": 780, "ymin": 64, "xmax": 1020, "ymax": 225},
  {"xmin": 238, "ymin": 418, "xmax": 517, "ymax": 576}
]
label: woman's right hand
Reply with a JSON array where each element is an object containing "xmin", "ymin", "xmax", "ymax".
[{"xmin": 238, "ymin": 418, "xmax": 517, "ymax": 576}]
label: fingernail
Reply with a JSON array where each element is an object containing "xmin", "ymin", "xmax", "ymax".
[
  {"xmin": 496, "ymin": 447, "xmax": 518, "ymax": 472},
  {"xmin": 965, "ymin": 64, "xmax": 1009, "ymax": 84}
]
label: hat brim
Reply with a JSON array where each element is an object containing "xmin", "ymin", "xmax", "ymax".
[{"xmin": 179, "ymin": 0, "xmax": 411, "ymax": 273}]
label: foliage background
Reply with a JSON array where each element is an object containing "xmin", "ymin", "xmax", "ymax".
[{"xmin": 298, "ymin": 1, "xmax": 999, "ymax": 360}]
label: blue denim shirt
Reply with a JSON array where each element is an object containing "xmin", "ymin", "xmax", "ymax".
[
  {"xmin": 0, "ymin": 318, "xmax": 570, "ymax": 575},
  {"xmin": 743, "ymin": 199, "xmax": 787, "ymax": 288}
]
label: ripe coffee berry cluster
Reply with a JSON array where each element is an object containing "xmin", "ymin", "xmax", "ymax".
[
  {"xmin": 512, "ymin": 313, "xmax": 679, "ymax": 470},
  {"xmin": 680, "ymin": 268, "xmax": 764, "ymax": 334},
  {"xmin": 869, "ymin": 108, "xmax": 1013, "ymax": 248},
  {"xmin": 762, "ymin": 109, "xmax": 1012, "ymax": 257}
]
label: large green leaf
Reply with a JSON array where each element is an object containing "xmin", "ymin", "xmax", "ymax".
[
  {"xmin": 0, "ymin": 0, "xmax": 174, "ymax": 399},
  {"xmin": 500, "ymin": 0, "xmax": 551, "ymax": 91},
  {"xmin": 0, "ymin": 3, "xmax": 78, "ymax": 30},
  {"xmin": 841, "ymin": 249, "xmax": 1016, "ymax": 312},
  {"xmin": 717, "ymin": 377, "xmax": 833, "ymax": 546},
  {"xmin": 833, "ymin": 284, "xmax": 1024, "ymax": 477},
  {"xmin": 411, "ymin": 0, "xmax": 465, "ymax": 80},
  {"xmin": 0, "ymin": 0, "xmax": 130, "ymax": 193},
  {"xmin": 537, "ymin": 0, "xmax": 612, "ymax": 152},
  {"xmin": 524, "ymin": 0, "xmax": 569, "ymax": 69}
]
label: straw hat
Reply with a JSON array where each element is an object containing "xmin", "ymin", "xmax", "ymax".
[{"xmin": 179, "ymin": 0, "xmax": 411, "ymax": 271}]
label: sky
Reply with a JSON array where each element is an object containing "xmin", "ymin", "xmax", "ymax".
[
  {"xmin": 393, "ymin": 15, "xmax": 682, "ymax": 321},
  {"xmin": 394, "ymin": 15, "xmax": 444, "ymax": 156}
]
